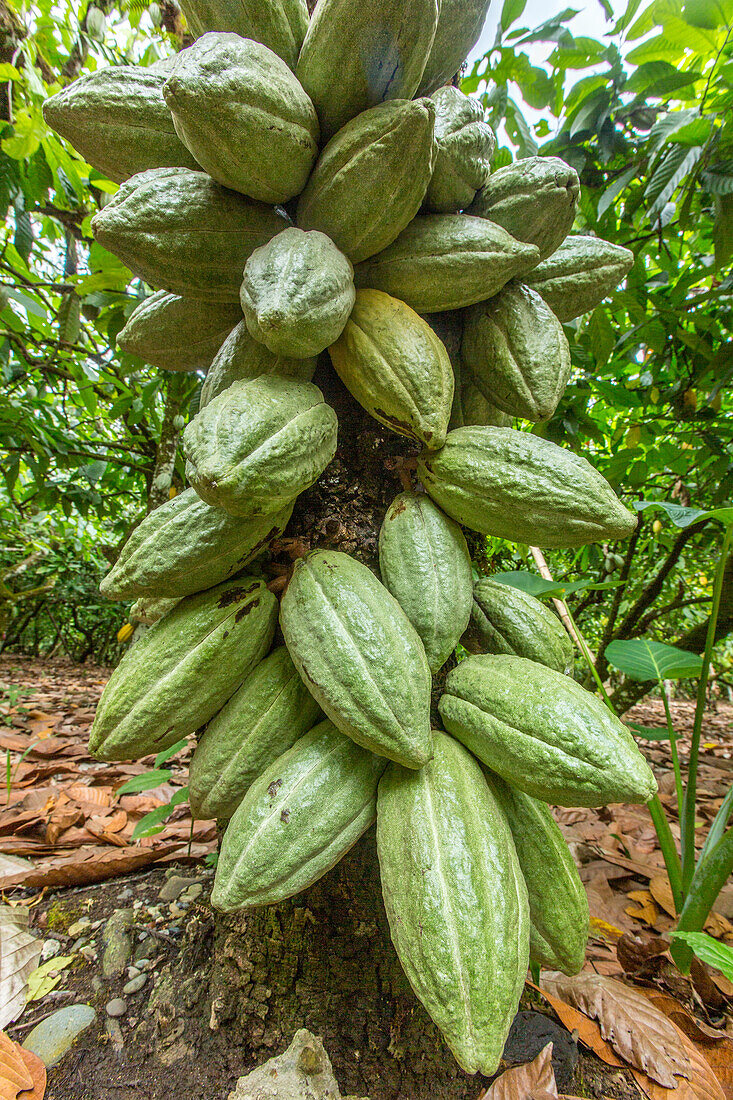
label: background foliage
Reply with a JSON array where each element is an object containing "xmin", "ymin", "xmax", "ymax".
[{"xmin": 0, "ymin": 0, "xmax": 731, "ymax": 693}]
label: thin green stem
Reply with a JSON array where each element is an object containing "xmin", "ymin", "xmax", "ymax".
[
  {"xmin": 563, "ymin": 603, "xmax": 615, "ymax": 711},
  {"xmin": 660, "ymin": 681, "xmax": 684, "ymax": 814},
  {"xmin": 680, "ymin": 523, "xmax": 733, "ymax": 892}
]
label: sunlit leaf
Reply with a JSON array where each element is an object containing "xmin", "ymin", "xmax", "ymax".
[{"xmin": 604, "ymin": 638, "xmax": 703, "ymax": 681}]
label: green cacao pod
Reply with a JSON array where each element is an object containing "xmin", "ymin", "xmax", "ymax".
[
  {"xmin": 89, "ymin": 577, "xmax": 277, "ymax": 762},
  {"xmin": 462, "ymin": 282, "xmax": 572, "ymax": 422},
  {"xmin": 117, "ymin": 292, "xmax": 241, "ymax": 372},
  {"xmin": 240, "ymin": 228, "xmax": 355, "ymax": 357},
  {"xmin": 417, "ymin": 426, "xmax": 637, "ymax": 547},
  {"xmin": 436, "ymin": 316, "xmax": 510, "ymax": 430},
  {"xmin": 483, "ymin": 772, "xmax": 588, "ymax": 974},
  {"xmin": 177, "ymin": 0, "xmax": 308, "ymax": 70},
  {"xmin": 354, "ymin": 215, "xmax": 539, "ymax": 313},
  {"xmin": 417, "ymin": 0, "xmax": 492, "ymax": 95},
  {"xmin": 200, "ymin": 321, "xmax": 317, "ymax": 409},
  {"xmin": 129, "ymin": 595, "xmax": 180, "ymax": 625},
  {"xmin": 42, "ymin": 65, "xmax": 199, "ymax": 184},
  {"xmin": 91, "ymin": 167, "xmax": 289, "ymax": 302},
  {"xmin": 525, "ymin": 235, "xmax": 635, "ymax": 322},
  {"xmin": 212, "ymin": 719, "xmax": 387, "ymax": 909},
  {"xmin": 328, "ymin": 289, "xmax": 454, "ymax": 449},
  {"xmin": 296, "ymin": 99, "xmax": 436, "ymax": 264},
  {"xmin": 189, "ymin": 645, "xmax": 321, "ymax": 820},
  {"xmin": 464, "ymin": 576, "xmax": 574, "ymax": 674},
  {"xmin": 469, "ymin": 156, "xmax": 580, "ymax": 262},
  {"xmin": 100, "ymin": 488, "xmax": 293, "ymax": 600},
  {"xmin": 424, "ymin": 88, "xmax": 494, "ymax": 214},
  {"xmin": 295, "ymin": 0, "xmax": 439, "ymax": 141},
  {"xmin": 379, "ymin": 492, "xmax": 472, "ymax": 672},
  {"xmin": 280, "ymin": 550, "xmax": 433, "ymax": 769},
  {"xmin": 183, "ymin": 375, "xmax": 338, "ymax": 516},
  {"xmin": 163, "ymin": 34, "xmax": 319, "ymax": 203},
  {"xmin": 439, "ymin": 654, "xmax": 657, "ymax": 806},
  {"xmin": 377, "ymin": 731, "xmax": 529, "ymax": 1075},
  {"xmin": 458, "ymin": 379, "xmax": 513, "ymax": 428}
]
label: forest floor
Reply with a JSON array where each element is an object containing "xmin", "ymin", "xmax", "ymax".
[{"xmin": 1, "ymin": 654, "xmax": 733, "ymax": 1099}]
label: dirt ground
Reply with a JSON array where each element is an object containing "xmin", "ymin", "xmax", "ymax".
[{"xmin": 2, "ymin": 655, "xmax": 733, "ymax": 1099}]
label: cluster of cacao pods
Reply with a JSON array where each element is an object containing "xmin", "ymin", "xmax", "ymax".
[{"xmin": 44, "ymin": 0, "xmax": 654, "ymax": 1076}]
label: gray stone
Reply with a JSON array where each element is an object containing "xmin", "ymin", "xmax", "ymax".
[
  {"xmin": 228, "ymin": 1029, "xmax": 343, "ymax": 1100},
  {"xmin": 41, "ymin": 938, "xmax": 62, "ymax": 961},
  {"xmin": 106, "ymin": 998, "xmax": 127, "ymax": 1018},
  {"xmin": 67, "ymin": 918, "xmax": 92, "ymax": 937},
  {"xmin": 158, "ymin": 875, "xmax": 199, "ymax": 902},
  {"xmin": 91, "ymin": 976, "xmax": 105, "ymax": 997},
  {"xmin": 24, "ymin": 1004, "xmax": 97, "ymax": 1069},
  {"xmin": 106, "ymin": 1017, "xmax": 124, "ymax": 1053},
  {"xmin": 123, "ymin": 973, "xmax": 147, "ymax": 995},
  {"xmin": 80, "ymin": 945, "xmax": 97, "ymax": 964},
  {"xmin": 178, "ymin": 883, "xmax": 203, "ymax": 905},
  {"xmin": 102, "ymin": 909, "xmax": 134, "ymax": 980}
]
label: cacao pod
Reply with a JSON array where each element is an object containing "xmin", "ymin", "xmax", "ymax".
[
  {"xmin": 417, "ymin": 426, "xmax": 638, "ymax": 547},
  {"xmin": 189, "ymin": 645, "xmax": 322, "ymax": 820},
  {"xmin": 328, "ymin": 289, "xmax": 454, "ymax": 449},
  {"xmin": 91, "ymin": 167, "xmax": 289, "ymax": 302},
  {"xmin": 439, "ymin": 654, "xmax": 657, "ymax": 806},
  {"xmin": 354, "ymin": 215, "xmax": 539, "ymax": 313},
  {"xmin": 240, "ymin": 228, "xmax": 355, "ymax": 357},
  {"xmin": 178, "ymin": 0, "xmax": 308, "ymax": 70},
  {"xmin": 378, "ymin": 492, "xmax": 472, "ymax": 672},
  {"xmin": 117, "ymin": 291, "xmax": 241, "ymax": 372},
  {"xmin": 296, "ymin": 99, "xmax": 436, "ymax": 263},
  {"xmin": 183, "ymin": 375, "xmax": 338, "ymax": 516},
  {"xmin": 525, "ymin": 235, "xmax": 635, "ymax": 322},
  {"xmin": 462, "ymin": 282, "xmax": 572, "ymax": 422},
  {"xmin": 424, "ymin": 87, "xmax": 494, "ymax": 214},
  {"xmin": 457, "ymin": 378, "xmax": 513, "ymax": 428},
  {"xmin": 441, "ymin": 319, "xmax": 511, "ymax": 430},
  {"xmin": 200, "ymin": 321, "xmax": 317, "ymax": 409},
  {"xmin": 295, "ymin": 0, "xmax": 439, "ymax": 140},
  {"xmin": 212, "ymin": 719, "xmax": 387, "ymax": 909},
  {"xmin": 417, "ymin": 0, "xmax": 492, "ymax": 95},
  {"xmin": 469, "ymin": 156, "xmax": 580, "ymax": 262},
  {"xmin": 280, "ymin": 550, "xmax": 433, "ymax": 769},
  {"xmin": 163, "ymin": 34, "xmax": 319, "ymax": 203},
  {"xmin": 99, "ymin": 488, "xmax": 293, "ymax": 600},
  {"xmin": 464, "ymin": 576, "xmax": 574, "ymax": 674},
  {"xmin": 42, "ymin": 65, "xmax": 198, "ymax": 184},
  {"xmin": 377, "ymin": 731, "xmax": 529, "ymax": 1075},
  {"xmin": 129, "ymin": 595, "xmax": 180, "ymax": 625},
  {"xmin": 483, "ymin": 772, "xmax": 589, "ymax": 974},
  {"xmin": 89, "ymin": 577, "xmax": 277, "ymax": 761}
]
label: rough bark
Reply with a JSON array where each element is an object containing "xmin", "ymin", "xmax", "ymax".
[{"xmin": 208, "ymin": 364, "xmax": 478, "ymax": 1098}]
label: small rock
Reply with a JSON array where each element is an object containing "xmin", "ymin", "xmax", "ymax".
[
  {"xmin": 127, "ymin": 966, "xmax": 141, "ymax": 980},
  {"xmin": 91, "ymin": 976, "xmax": 105, "ymax": 997},
  {"xmin": 146, "ymin": 905, "xmax": 163, "ymax": 920},
  {"xmin": 67, "ymin": 918, "xmax": 91, "ymax": 938},
  {"xmin": 41, "ymin": 939, "xmax": 62, "ymax": 961},
  {"xmin": 91, "ymin": 919, "xmax": 104, "ymax": 930},
  {"xmin": 123, "ymin": 974, "xmax": 147, "ymax": 995},
  {"xmin": 168, "ymin": 903, "xmax": 186, "ymax": 919},
  {"xmin": 137, "ymin": 930, "xmax": 149, "ymax": 942},
  {"xmin": 118, "ymin": 887, "xmax": 133, "ymax": 900},
  {"xmin": 106, "ymin": 1018, "xmax": 124, "ymax": 1053},
  {"xmin": 24, "ymin": 1004, "xmax": 97, "ymax": 1069},
  {"xmin": 102, "ymin": 909, "xmax": 134, "ymax": 980},
  {"xmin": 228, "ymin": 1029, "xmax": 341, "ymax": 1100},
  {"xmin": 178, "ymin": 883, "xmax": 203, "ymax": 906},
  {"xmin": 167, "ymin": 925, "xmax": 182, "ymax": 937},
  {"xmin": 134, "ymin": 956, "xmax": 153, "ymax": 970},
  {"xmin": 106, "ymin": 998, "xmax": 127, "ymax": 1018},
  {"xmin": 80, "ymin": 945, "xmax": 97, "ymax": 964},
  {"xmin": 158, "ymin": 875, "xmax": 199, "ymax": 902}
]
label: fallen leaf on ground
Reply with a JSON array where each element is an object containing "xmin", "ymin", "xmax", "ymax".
[
  {"xmin": 649, "ymin": 876, "xmax": 677, "ymax": 919},
  {"xmin": 626, "ymin": 889, "xmax": 659, "ymax": 925},
  {"xmin": 480, "ymin": 1043, "xmax": 557, "ymax": 1099},
  {"xmin": 13, "ymin": 1047, "xmax": 44, "ymax": 1100},
  {"xmin": 0, "ymin": 908, "xmax": 42, "ymax": 1029},
  {"xmin": 542, "ymin": 972, "xmax": 690, "ymax": 1088},
  {"xmin": 529, "ymin": 982, "xmax": 624, "ymax": 1070},
  {"xmin": 0, "ymin": 1029, "xmax": 33, "ymax": 1098},
  {"xmin": 25, "ymin": 955, "xmax": 75, "ymax": 1002},
  {"xmin": 632, "ymin": 1018, "xmax": 724, "ymax": 1100},
  {"xmin": 0, "ymin": 843, "xmax": 185, "ymax": 890}
]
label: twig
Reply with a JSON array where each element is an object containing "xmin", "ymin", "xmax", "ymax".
[{"xmin": 529, "ymin": 546, "xmax": 596, "ymax": 661}]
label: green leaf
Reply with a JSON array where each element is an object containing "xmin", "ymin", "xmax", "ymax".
[
  {"xmin": 131, "ymin": 802, "xmax": 177, "ymax": 839},
  {"xmin": 604, "ymin": 638, "xmax": 703, "ymax": 681},
  {"xmin": 670, "ymin": 931, "xmax": 733, "ymax": 979},
  {"xmin": 115, "ymin": 768, "xmax": 173, "ymax": 796},
  {"xmin": 646, "ymin": 144, "xmax": 704, "ymax": 223},
  {"xmin": 501, "ymin": 0, "xmax": 526, "ymax": 30},
  {"xmin": 626, "ymin": 721, "xmax": 672, "ymax": 740},
  {"xmin": 154, "ymin": 738, "xmax": 188, "ymax": 768},
  {"xmin": 634, "ymin": 500, "xmax": 733, "ymax": 527},
  {"xmin": 493, "ymin": 570, "xmax": 622, "ymax": 599},
  {"xmin": 624, "ymin": 61, "xmax": 701, "ymax": 96}
]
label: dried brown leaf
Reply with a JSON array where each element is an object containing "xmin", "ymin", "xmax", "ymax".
[
  {"xmin": 0, "ymin": 1030, "xmax": 33, "ymax": 1099},
  {"xmin": 632, "ymin": 1020, "xmax": 725, "ymax": 1100},
  {"xmin": 542, "ymin": 972, "xmax": 690, "ymax": 1088},
  {"xmin": 529, "ymin": 982, "xmax": 624, "ymax": 1070},
  {"xmin": 480, "ymin": 1043, "xmax": 558, "ymax": 1100},
  {"xmin": 14, "ymin": 1047, "xmax": 45, "ymax": 1100},
  {"xmin": 0, "ymin": 908, "xmax": 42, "ymax": 1030}
]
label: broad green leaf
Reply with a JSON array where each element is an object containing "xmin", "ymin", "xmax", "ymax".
[
  {"xmin": 501, "ymin": 0, "xmax": 526, "ymax": 31},
  {"xmin": 604, "ymin": 638, "xmax": 703, "ymax": 681},
  {"xmin": 670, "ymin": 932, "xmax": 733, "ymax": 979},
  {"xmin": 493, "ymin": 570, "xmax": 622, "ymax": 599},
  {"xmin": 714, "ymin": 193, "xmax": 733, "ymax": 269},
  {"xmin": 115, "ymin": 768, "xmax": 173, "ymax": 796},
  {"xmin": 626, "ymin": 722, "xmax": 672, "ymax": 740},
  {"xmin": 154, "ymin": 738, "xmax": 188, "ymax": 768},
  {"xmin": 634, "ymin": 500, "xmax": 733, "ymax": 527}
]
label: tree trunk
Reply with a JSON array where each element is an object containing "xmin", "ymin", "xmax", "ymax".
[
  {"xmin": 146, "ymin": 372, "xmax": 196, "ymax": 514},
  {"xmin": 208, "ymin": 366, "xmax": 482, "ymax": 1099}
]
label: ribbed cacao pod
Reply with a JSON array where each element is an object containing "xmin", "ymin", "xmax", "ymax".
[
  {"xmin": 296, "ymin": 99, "xmax": 436, "ymax": 263},
  {"xmin": 117, "ymin": 291, "xmax": 241, "ymax": 372},
  {"xmin": 200, "ymin": 321, "xmax": 317, "ymax": 409},
  {"xmin": 280, "ymin": 550, "xmax": 433, "ymax": 769},
  {"xmin": 178, "ymin": 0, "xmax": 308, "ymax": 70},
  {"xmin": 417, "ymin": 0, "xmax": 492, "ymax": 95},
  {"xmin": 439, "ymin": 654, "xmax": 657, "ymax": 806},
  {"xmin": 424, "ymin": 87, "xmax": 494, "ymax": 214},
  {"xmin": 525, "ymin": 235, "xmax": 634, "ymax": 322},
  {"xmin": 355, "ymin": 215, "xmax": 539, "ymax": 313},
  {"xmin": 240, "ymin": 228, "xmax": 354, "ymax": 357},
  {"xmin": 91, "ymin": 167, "xmax": 289, "ymax": 302},
  {"xmin": 183, "ymin": 375, "xmax": 338, "ymax": 516},
  {"xmin": 464, "ymin": 576, "xmax": 574, "ymax": 674},
  {"xmin": 379, "ymin": 492, "xmax": 472, "ymax": 672},
  {"xmin": 417, "ymin": 426, "xmax": 637, "ymax": 547},
  {"xmin": 462, "ymin": 282, "xmax": 571, "ymax": 422},
  {"xmin": 163, "ymin": 34, "xmax": 319, "ymax": 202}
]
